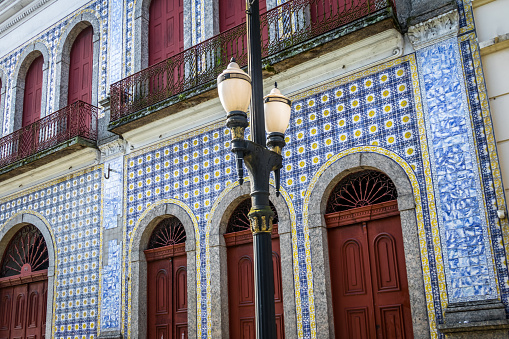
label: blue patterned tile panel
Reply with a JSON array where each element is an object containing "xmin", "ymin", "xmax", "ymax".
[
  {"xmin": 109, "ymin": 0, "xmax": 124, "ymax": 84},
  {"xmin": 101, "ymin": 239, "xmax": 122, "ymax": 330},
  {"xmin": 103, "ymin": 157, "xmax": 123, "ymax": 229},
  {"xmin": 417, "ymin": 37, "xmax": 498, "ymax": 302}
]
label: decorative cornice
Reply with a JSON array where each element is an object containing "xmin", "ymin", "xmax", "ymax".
[
  {"xmin": 0, "ymin": 0, "xmax": 54, "ymax": 37},
  {"xmin": 407, "ymin": 10, "xmax": 459, "ymax": 50},
  {"xmin": 99, "ymin": 138, "xmax": 127, "ymax": 160}
]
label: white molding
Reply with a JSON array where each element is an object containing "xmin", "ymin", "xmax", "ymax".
[
  {"xmin": 99, "ymin": 138, "xmax": 127, "ymax": 161},
  {"xmin": 0, "ymin": 0, "xmax": 56, "ymax": 37},
  {"xmin": 0, "ymin": 148, "xmax": 100, "ymax": 200},
  {"xmin": 407, "ymin": 10, "xmax": 459, "ymax": 50}
]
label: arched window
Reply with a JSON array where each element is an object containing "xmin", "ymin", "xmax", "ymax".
[
  {"xmin": 0, "ymin": 225, "xmax": 49, "ymax": 339},
  {"xmin": 326, "ymin": 169, "xmax": 398, "ymax": 213},
  {"xmin": 22, "ymin": 56, "xmax": 44, "ymax": 127},
  {"xmin": 324, "ymin": 170, "xmax": 413, "ymax": 338},
  {"xmin": 144, "ymin": 216, "xmax": 188, "ymax": 338},
  {"xmin": 224, "ymin": 198, "xmax": 285, "ymax": 338},
  {"xmin": 149, "ymin": 0, "xmax": 184, "ymax": 66},
  {"xmin": 0, "ymin": 225, "xmax": 49, "ymax": 277},
  {"xmin": 68, "ymin": 26, "xmax": 93, "ymax": 105}
]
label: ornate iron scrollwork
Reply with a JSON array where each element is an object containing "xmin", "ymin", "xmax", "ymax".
[
  {"xmin": 326, "ymin": 170, "xmax": 398, "ymax": 214},
  {"xmin": 0, "ymin": 225, "xmax": 49, "ymax": 278},
  {"xmin": 147, "ymin": 216, "xmax": 187, "ymax": 249}
]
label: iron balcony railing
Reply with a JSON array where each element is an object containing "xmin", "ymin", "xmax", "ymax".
[
  {"xmin": 0, "ymin": 101, "xmax": 98, "ymax": 167},
  {"xmin": 110, "ymin": 0, "xmax": 395, "ymax": 121}
]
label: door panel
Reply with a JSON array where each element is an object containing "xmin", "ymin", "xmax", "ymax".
[
  {"xmin": 328, "ymin": 222, "xmax": 375, "ymax": 339},
  {"xmin": 10, "ymin": 285, "xmax": 28, "ymax": 339},
  {"xmin": 146, "ymin": 246, "xmax": 187, "ymax": 339},
  {"xmin": 68, "ymin": 26, "xmax": 93, "ymax": 105},
  {"xmin": 327, "ymin": 201, "xmax": 413, "ymax": 339},
  {"xmin": 346, "ymin": 307, "xmax": 369, "ymax": 339},
  {"xmin": 23, "ymin": 56, "xmax": 44, "ymax": 127},
  {"xmin": 219, "ymin": 0, "xmax": 267, "ymax": 32},
  {"xmin": 0, "ymin": 287, "xmax": 13, "ymax": 339},
  {"xmin": 367, "ymin": 215, "xmax": 412, "ymax": 339},
  {"xmin": 226, "ymin": 229, "xmax": 285, "ymax": 339},
  {"xmin": 149, "ymin": 0, "xmax": 184, "ymax": 66}
]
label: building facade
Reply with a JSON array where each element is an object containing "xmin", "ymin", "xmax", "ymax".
[{"xmin": 0, "ymin": 0, "xmax": 508, "ymax": 338}]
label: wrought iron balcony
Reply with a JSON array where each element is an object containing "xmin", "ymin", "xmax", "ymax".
[
  {"xmin": 110, "ymin": 0, "xmax": 396, "ymax": 130},
  {"xmin": 0, "ymin": 100, "xmax": 98, "ymax": 176}
]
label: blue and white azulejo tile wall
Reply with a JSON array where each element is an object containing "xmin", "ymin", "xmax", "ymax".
[{"xmin": 0, "ymin": 168, "xmax": 103, "ymax": 339}]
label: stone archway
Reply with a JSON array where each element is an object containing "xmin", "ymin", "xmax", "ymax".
[
  {"xmin": 128, "ymin": 201, "xmax": 198, "ymax": 339},
  {"xmin": 305, "ymin": 151, "xmax": 430, "ymax": 338},
  {"xmin": 10, "ymin": 43, "xmax": 51, "ymax": 133},
  {"xmin": 0, "ymin": 211, "xmax": 56, "ymax": 339},
  {"xmin": 207, "ymin": 183, "xmax": 298, "ymax": 338},
  {"xmin": 54, "ymin": 12, "xmax": 102, "ymax": 109}
]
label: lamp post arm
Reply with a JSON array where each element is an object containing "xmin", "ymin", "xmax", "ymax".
[{"xmin": 243, "ymin": 140, "xmax": 282, "ymax": 208}]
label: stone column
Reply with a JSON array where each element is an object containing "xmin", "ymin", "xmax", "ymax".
[{"xmin": 97, "ymin": 137, "xmax": 126, "ymax": 339}]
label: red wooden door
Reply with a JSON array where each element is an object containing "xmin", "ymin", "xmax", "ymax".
[
  {"xmin": 68, "ymin": 26, "xmax": 93, "ymax": 105},
  {"xmin": 0, "ymin": 225, "xmax": 49, "ymax": 339},
  {"xmin": 149, "ymin": 0, "xmax": 184, "ymax": 66},
  {"xmin": 326, "ymin": 201, "xmax": 413, "ymax": 339},
  {"xmin": 225, "ymin": 227, "xmax": 285, "ymax": 339},
  {"xmin": 145, "ymin": 243, "xmax": 188, "ymax": 339},
  {"xmin": 219, "ymin": 0, "xmax": 266, "ymax": 32},
  {"xmin": 0, "ymin": 280, "xmax": 47, "ymax": 339},
  {"xmin": 22, "ymin": 56, "xmax": 43, "ymax": 127}
]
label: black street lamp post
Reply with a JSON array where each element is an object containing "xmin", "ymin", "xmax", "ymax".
[{"xmin": 217, "ymin": 0, "xmax": 292, "ymax": 337}]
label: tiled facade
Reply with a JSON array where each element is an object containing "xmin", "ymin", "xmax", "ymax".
[{"xmin": 0, "ymin": 0, "xmax": 507, "ymax": 338}]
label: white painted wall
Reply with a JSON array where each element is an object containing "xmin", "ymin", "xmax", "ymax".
[
  {"xmin": 474, "ymin": 0, "xmax": 509, "ymax": 203},
  {"xmin": 0, "ymin": 0, "xmax": 91, "ymax": 56}
]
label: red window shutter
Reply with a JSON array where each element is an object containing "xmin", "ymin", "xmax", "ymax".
[
  {"xmin": 149, "ymin": 0, "xmax": 184, "ymax": 66},
  {"xmin": 22, "ymin": 56, "xmax": 44, "ymax": 127},
  {"xmin": 68, "ymin": 26, "xmax": 93, "ymax": 105},
  {"xmin": 219, "ymin": 0, "xmax": 266, "ymax": 32}
]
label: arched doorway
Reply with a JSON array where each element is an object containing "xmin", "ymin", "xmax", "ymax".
[
  {"xmin": 325, "ymin": 170, "xmax": 413, "ymax": 338},
  {"xmin": 0, "ymin": 225, "xmax": 49, "ymax": 339},
  {"xmin": 145, "ymin": 216, "xmax": 188, "ymax": 339},
  {"xmin": 224, "ymin": 198, "xmax": 285, "ymax": 339}
]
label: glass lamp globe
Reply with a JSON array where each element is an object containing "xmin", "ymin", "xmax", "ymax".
[
  {"xmin": 264, "ymin": 84, "xmax": 292, "ymax": 134},
  {"xmin": 217, "ymin": 59, "xmax": 252, "ymax": 114}
]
